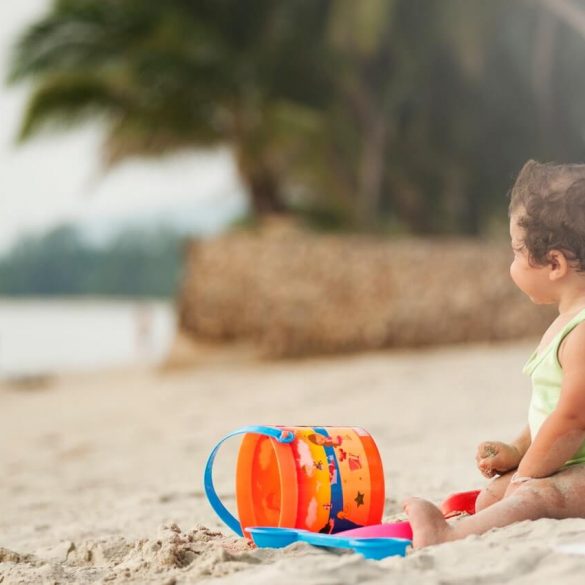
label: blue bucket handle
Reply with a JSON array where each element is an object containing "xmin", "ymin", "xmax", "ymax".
[{"xmin": 203, "ymin": 425, "xmax": 295, "ymax": 536}]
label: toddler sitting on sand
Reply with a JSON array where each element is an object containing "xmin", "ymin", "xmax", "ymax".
[{"xmin": 405, "ymin": 160, "xmax": 585, "ymax": 548}]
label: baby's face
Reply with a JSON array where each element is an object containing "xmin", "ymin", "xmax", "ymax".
[{"xmin": 509, "ymin": 211, "xmax": 555, "ymax": 304}]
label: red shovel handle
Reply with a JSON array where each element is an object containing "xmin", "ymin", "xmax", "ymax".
[
  {"xmin": 334, "ymin": 489, "xmax": 481, "ymax": 542},
  {"xmin": 440, "ymin": 489, "xmax": 481, "ymax": 519}
]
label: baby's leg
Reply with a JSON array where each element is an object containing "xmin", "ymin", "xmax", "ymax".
[
  {"xmin": 405, "ymin": 463, "xmax": 585, "ymax": 548},
  {"xmin": 475, "ymin": 471, "xmax": 514, "ymax": 512}
]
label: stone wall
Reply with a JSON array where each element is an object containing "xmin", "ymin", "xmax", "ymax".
[{"xmin": 177, "ymin": 223, "xmax": 553, "ymax": 358}]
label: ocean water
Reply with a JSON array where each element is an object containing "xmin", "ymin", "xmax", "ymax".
[{"xmin": 0, "ymin": 298, "xmax": 176, "ymax": 378}]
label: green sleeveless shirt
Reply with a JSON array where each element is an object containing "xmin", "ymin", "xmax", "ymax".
[{"xmin": 523, "ymin": 307, "xmax": 585, "ymax": 467}]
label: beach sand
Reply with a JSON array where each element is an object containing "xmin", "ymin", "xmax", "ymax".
[{"xmin": 2, "ymin": 340, "xmax": 585, "ymax": 584}]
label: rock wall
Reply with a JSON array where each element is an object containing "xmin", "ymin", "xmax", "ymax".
[{"xmin": 177, "ymin": 223, "xmax": 553, "ymax": 358}]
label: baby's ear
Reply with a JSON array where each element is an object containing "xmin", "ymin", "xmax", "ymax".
[{"xmin": 547, "ymin": 250, "xmax": 569, "ymax": 280}]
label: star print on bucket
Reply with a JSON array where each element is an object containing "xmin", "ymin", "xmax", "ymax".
[{"xmin": 203, "ymin": 425, "xmax": 385, "ymax": 537}]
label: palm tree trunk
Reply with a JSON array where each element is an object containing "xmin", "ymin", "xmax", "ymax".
[
  {"xmin": 232, "ymin": 106, "xmax": 287, "ymax": 217},
  {"xmin": 246, "ymin": 164, "xmax": 287, "ymax": 215},
  {"xmin": 344, "ymin": 81, "xmax": 389, "ymax": 229},
  {"xmin": 356, "ymin": 116, "xmax": 388, "ymax": 229}
]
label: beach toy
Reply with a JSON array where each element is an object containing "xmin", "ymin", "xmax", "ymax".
[
  {"xmin": 326, "ymin": 489, "xmax": 480, "ymax": 541},
  {"xmin": 339, "ymin": 520, "xmax": 413, "ymax": 540},
  {"xmin": 440, "ymin": 489, "xmax": 480, "ymax": 518},
  {"xmin": 204, "ymin": 425, "xmax": 385, "ymax": 537},
  {"xmin": 248, "ymin": 526, "xmax": 411, "ymax": 560}
]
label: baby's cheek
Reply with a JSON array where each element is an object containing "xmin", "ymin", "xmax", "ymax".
[
  {"xmin": 509, "ymin": 259, "xmax": 527, "ymax": 289},
  {"xmin": 509, "ymin": 262, "xmax": 519, "ymax": 285}
]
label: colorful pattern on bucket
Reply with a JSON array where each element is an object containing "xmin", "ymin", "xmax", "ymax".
[
  {"xmin": 289, "ymin": 426, "xmax": 379, "ymax": 534},
  {"xmin": 235, "ymin": 425, "xmax": 384, "ymax": 537}
]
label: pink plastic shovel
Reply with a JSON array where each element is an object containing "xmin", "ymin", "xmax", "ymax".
[{"xmin": 335, "ymin": 489, "xmax": 481, "ymax": 540}]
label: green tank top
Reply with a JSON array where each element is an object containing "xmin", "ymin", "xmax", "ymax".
[{"xmin": 523, "ymin": 307, "xmax": 585, "ymax": 467}]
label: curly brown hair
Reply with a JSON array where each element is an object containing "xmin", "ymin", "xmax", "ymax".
[{"xmin": 509, "ymin": 160, "xmax": 585, "ymax": 272}]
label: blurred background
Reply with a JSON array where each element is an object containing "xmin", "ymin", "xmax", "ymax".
[{"xmin": 2, "ymin": 0, "xmax": 585, "ymax": 379}]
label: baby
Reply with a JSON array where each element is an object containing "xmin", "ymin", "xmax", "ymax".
[{"xmin": 405, "ymin": 160, "xmax": 585, "ymax": 548}]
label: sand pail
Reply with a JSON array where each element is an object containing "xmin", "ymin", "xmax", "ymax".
[{"xmin": 204, "ymin": 425, "xmax": 385, "ymax": 537}]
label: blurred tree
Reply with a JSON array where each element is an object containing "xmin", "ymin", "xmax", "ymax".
[
  {"xmin": 0, "ymin": 225, "xmax": 182, "ymax": 297},
  {"xmin": 9, "ymin": 0, "xmax": 331, "ymax": 215},
  {"xmin": 282, "ymin": 0, "xmax": 400, "ymax": 230},
  {"xmin": 0, "ymin": 226, "xmax": 93, "ymax": 295},
  {"xmin": 273, "ymin": 0, "xmax": 514, "ymax": 232},
  {"xmin": 9, "ymin": 0, "xmax": 585, "ymax": 234}
]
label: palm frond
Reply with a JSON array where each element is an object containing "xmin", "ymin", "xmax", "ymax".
[
  {"xmin": 102, "ymin": 113, "xmax": 223, "ymax": 168},
  {"xmin": 8, "ymin": 0, "xmax": 160, "ymax": 83},
  {"xmin": 18, "ymin": 74, "xmax": 128, "ymax": 141}
]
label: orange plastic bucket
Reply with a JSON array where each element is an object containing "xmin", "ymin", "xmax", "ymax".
[{"xmin": 204, "ymin": 425, "xmax": 385, "ymax": 537}]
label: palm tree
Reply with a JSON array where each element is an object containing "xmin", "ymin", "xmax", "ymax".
[
  {"xmin": 12, "ymin": 0, "xmax": 585, "ymax": 234},
  {"xmin": 278, "ymin": 0, "xmax": 504, "ymax": 233},
  {"xmin": 9, "ymin": 0, "xmax": 332, "ymax": 216}
]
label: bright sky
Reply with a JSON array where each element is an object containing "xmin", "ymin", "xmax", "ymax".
[{"xmin": 0, "ymin": 0, "xmax": 246, "ymax": 252}]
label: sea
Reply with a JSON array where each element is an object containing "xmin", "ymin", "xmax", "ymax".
[{"xmin": 0, "ymin": 298, "xmax": 176, "ymax": 379}]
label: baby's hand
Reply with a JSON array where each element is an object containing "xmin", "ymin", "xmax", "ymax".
[{"xmin": 475, "ymin": 441, "xmax": 521, "ymax": 478}]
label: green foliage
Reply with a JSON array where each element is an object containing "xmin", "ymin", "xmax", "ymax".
[
  {"xmin": 9, "ymin": 0, "xmax": 585, "ymax": 235},
  {"xmin": 9, "ymin": 0, "xmax": 331, "ymax": 190},
  {"xmin": 0, "ymin": 225, "xmax": 183, "ymax": 298}
]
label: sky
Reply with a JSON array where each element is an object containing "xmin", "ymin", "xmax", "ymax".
[{"xmin": 0, "ymin": 0, "xmax": 246, "ymax": 252}]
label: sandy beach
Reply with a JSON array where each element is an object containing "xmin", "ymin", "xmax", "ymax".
[{"xmin": 3, "ymin": 340, "xmax": 585, "ymax": 584}]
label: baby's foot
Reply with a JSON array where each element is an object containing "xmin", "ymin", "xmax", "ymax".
[{"xmin": 403, "ymin": 497, "xmax": 455, "ymax": 548}]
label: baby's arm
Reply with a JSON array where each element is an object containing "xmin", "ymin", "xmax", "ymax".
[
  {"xmin": 476, "ymin": 425, "xmax": 531, "ymax": 478},
  {"xmin": 515, "ymin": 324, "xmax": 585, "ymax": 479}
]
